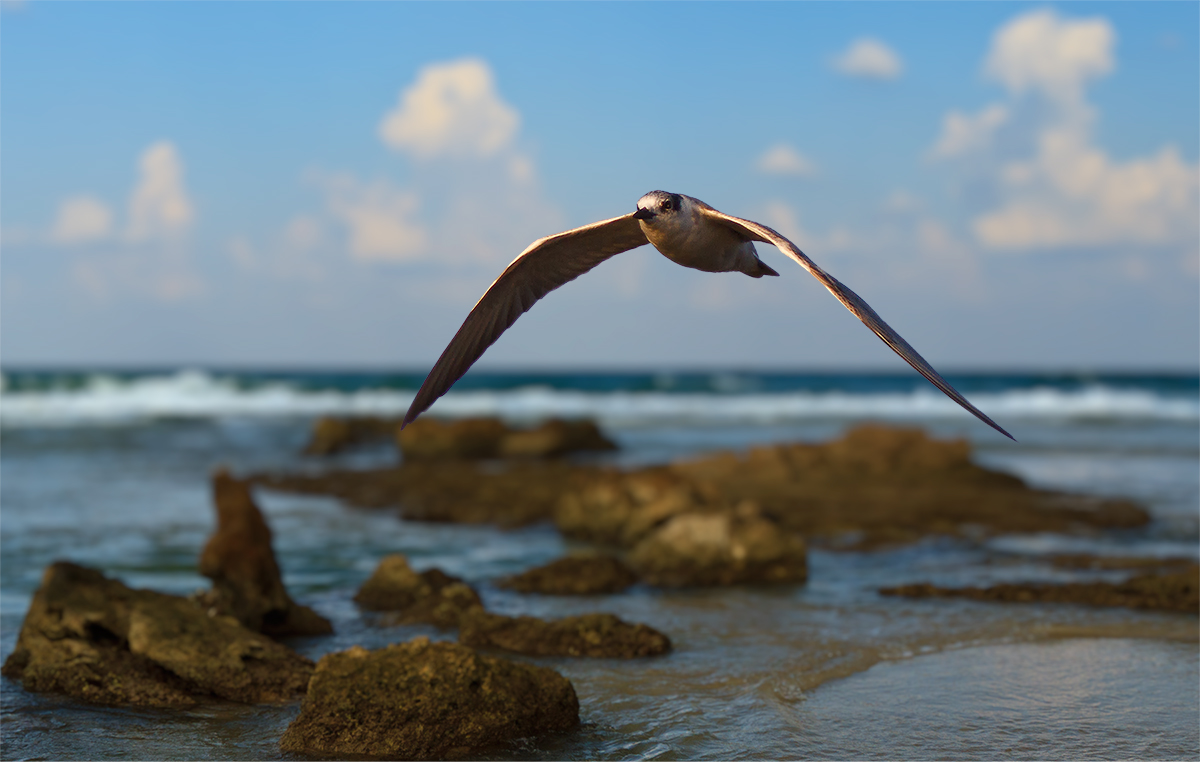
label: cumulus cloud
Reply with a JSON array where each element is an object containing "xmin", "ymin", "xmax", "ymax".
[
  {"xmin": 985, "ymin": 9, "xmax": 1114, "ymax": 103},
  {"xmin": 379, "ymin": 58, "xmax": 519, "ymax": 159},
  {"xmin": 127, "ymin": 141, "xmax": 193, "ymax": 241},
  {"xmin": 832, "ymin": 38, "xmax": 903, "ymax": 80},
  {"xmin": 51, "ymin": 196, "xmax": 113, "ymax": 244},
  {"xmin": 325, "ymin": 176, "xmax": 428, "ymax": 263},
  {"xmin": 929, "ymin": 104, "xmax": 1010, "ymax": 159},
  {"xmin": 932, "ymin": 8, "xmax": 1199, "ymax": 254},
  {"xmin": 756, "ymin": 144, "xmax": 817, "ymax": 177}
]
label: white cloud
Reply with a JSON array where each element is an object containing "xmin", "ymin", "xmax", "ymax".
[
  {"xmin": 325, "ymin": 176, "xmax": 428, "ymax": 263},
  {"xmin": 985, "ymin": 9, "xmax": 1113, "ymax": 103},
  {"xmin": 379, "ymin": 58, "xmax": 519, "ymax": 159},
  {"xmin": 932, "ymin": 8, "xmax": 1199, "ymax": 254},
  {"xmin": 832, "ymin": 38, "xmax": 903, "ymax": 80},
  {"xmin": 51, "ymin": 195, "xmax": 113, "ymax": 244},
  {"xmin": 127, "ymin": 141, "xmax": 193, "ymax": 241},
  {"xmin": 929, "ymin": 104, "xmax": 1009, "ymax": 159},
  {"xmin": 756, "ymin": 144, "xmax": 817, "ymax": 177}
]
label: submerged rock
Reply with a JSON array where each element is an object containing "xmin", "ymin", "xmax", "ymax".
[
  {"xmin": 354, "ymin": 554, "xmax": 483, "ymax": 627},
  {"xmin": 303, "ymin": 416, "xmax": 401, "ymax": 456},
  {"xmin": 279, "ymin": 638, "xmax": 579, "ymax": 759},
  {"xmin": 197, "ymin": 470, "xmax": 332, "ymax": 638},
  {"xmin": 498, "ymin": 554, "xmax": 639, "ymax": 595},
  {"xmin": 459, "ymin": 610, "xmax": 671, "ymax": 658},
  {"xmin": 1, "ymin": 562, "xmax": 313, "ymax": 707},
  {"xmin": 628, "ymin": 502, "xmax": 808, "ymax": 587},
  {"xmin": 880, "ymin": 562, "xmax": 1199, "ymax": 613},
  {"xmin": 397, "ymin": 416, "xmax": 617, "ymax": 461}
]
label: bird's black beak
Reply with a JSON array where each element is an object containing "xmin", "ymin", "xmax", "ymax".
[{"xmin": 633, "ymin": 207, "xmax": 655, "ymax": 221}]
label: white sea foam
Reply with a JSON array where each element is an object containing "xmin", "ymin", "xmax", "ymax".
[{"xmin": 0, "ymin": 369, "xmax": 1195, "ymax": 427}]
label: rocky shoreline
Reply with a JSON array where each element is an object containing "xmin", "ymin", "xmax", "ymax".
[{"xmin": 3, "ymin": 417, "xmax": 1194, "ymax": 759}]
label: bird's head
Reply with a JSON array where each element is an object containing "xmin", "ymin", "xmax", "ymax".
[{"xmin": 633, "ymin": 190, "xmax": 684, "ymax": 223}]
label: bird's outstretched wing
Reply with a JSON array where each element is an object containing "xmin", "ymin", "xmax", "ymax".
[
  {"xmin": 697, "ymin": 201, "xmax": 1015, "ymax": 441},
  {"xmin": 403, "ymin": 214, "xmax": 650, "ymax": 427}
]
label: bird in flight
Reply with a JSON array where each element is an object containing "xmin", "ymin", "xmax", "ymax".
[{"xmin": 403, "ymin": 191, "xmax": 1014, "ymax": 441}]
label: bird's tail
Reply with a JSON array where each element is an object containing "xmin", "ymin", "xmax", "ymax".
[{"xmin": 746, "ymin": 258, "xmax": 780, "ymax": 278}]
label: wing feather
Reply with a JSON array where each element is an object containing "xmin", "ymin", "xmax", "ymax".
[
  {"xmin": 403, "ymin": 214, "xmax": 649, "ymax": 426},
  {"xmin": 697, "ymin": 202, "xmax": 1015, "ymax": 441}
]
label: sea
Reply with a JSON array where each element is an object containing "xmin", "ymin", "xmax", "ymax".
[{"xmin": 1, "ymin": 368, "xmax": 1197, "ymax": 760}]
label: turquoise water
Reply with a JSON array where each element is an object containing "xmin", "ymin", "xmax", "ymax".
[{"xmin": 1, "ymin": 369, "xmax": 1197, "ymax": 759}]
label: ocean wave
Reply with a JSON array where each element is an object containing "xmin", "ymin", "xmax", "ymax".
[{"xmin": 1, "ymin": 369, "xmax": 1196, "ymax": 428}]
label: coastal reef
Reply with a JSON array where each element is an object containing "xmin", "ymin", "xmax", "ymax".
[
  {"xmin": 259, "ymin": 422, "xmax": 1149, "ymax": 565},
  {"xmin": 1, "ymin": 562, "xmax": 313, "ymax": 707},
  {"xmin": 279, "ymin": 638, "xmax": 579, "ymax": 759},
  {"xmin": 355, "ymin": 554, "xmax": 673, "ymax": 657},
  {"xmin": 881, "ymin": 560, "xmax": 1199, "ymax": 613},
  {"xmin": 302, "ymin": 414, "xmax": 617, "ymax": 460}
]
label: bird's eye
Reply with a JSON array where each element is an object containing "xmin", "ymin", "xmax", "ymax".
[{"xmin": 660, "ymin": 199, "xmax": 672, "ymax": 211}]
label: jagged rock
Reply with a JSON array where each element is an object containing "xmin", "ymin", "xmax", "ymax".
[
  {"xmin": 197, "ymin": 470, "xmax": 332, "ymax": 637},
  {"xmin": 279, "ymin": 638, "xmax": 579, "ymax": 759},
  {"xmin": 459, "ymin": 611, "xmax": 671, "ymax": 658},
  {"xmin": 397, "ymin": 416, "xmax": 618, "ymax": 461},
  {"xmin": 1, "ymin": 562, "xmax": 313, "ymax": 707},
  {"xmin": 303, "ymin": 416, "xmax": 400, "ymax": 456},
  {"xmin": 498, "ymin": 554, "xmax": 639, "ymax": 595},
  {"xmin": 627, "ymin": 502, "xmax": 808, "ymax": 587},
  {"xmin": 354, "ymin": 554, "xmax": 483, "ymax": 627},
  {"xmin": 881, "ymin": 562, "xmax": 1200, "ymax": 613}
]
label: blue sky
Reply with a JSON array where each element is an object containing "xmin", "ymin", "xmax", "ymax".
[{"xmin": 3, "ymin": 2, "xmax": 1197, "ymax": 370}]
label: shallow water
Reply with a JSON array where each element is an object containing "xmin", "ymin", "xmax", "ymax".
[{"xmin": 1, "ymin": 370, "xmax": 1197, "ymax": 760}]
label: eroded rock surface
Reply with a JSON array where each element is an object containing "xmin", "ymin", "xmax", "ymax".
[
  {"xmin": 354, "ymin": 554, "xmax": 483, "ymax": 627},
  {"xmin": 459, "ymin": 611, "xmax": 671, "ymax": 658},
  {"xmin": 1, "ymin": 562, "xmax": 313, "ymax": 707},
  {"xmin": 499, "ymin": 554, "xmax": 639, "ymax": 595},
  {"xmin": 880, "ymin": 562, "xmax": 1199, "ymax": 613},
  {"xmin": 197, "ymin": 470, "xmax": 332, "ymax": 637},
  {"xmin": 279, "ymin": 638, "xmax": 579, "ymax": 759}
]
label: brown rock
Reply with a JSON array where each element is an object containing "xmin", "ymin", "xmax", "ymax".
[
  {"xmin": 627, "ymin": 502, "xmax": 808, "ymax": 587},
  {"xmin": 279, "ymin": 638, "xmax": 579, "ymax": 759},
  {"xmin": 303, "ymin": 416, "xmax": 400, "ymax": 456},
  {"xmin": 459, "ymin": 611, "xmax": 671, "ymax": 658},
  {"xmin": 880, "ymin": 562, "xmax": 1200, "ymax": 613},
  {"xmin": 398, "ymin": 416, "xmax": 618, "ymax": 462},
  {"xmin": 397, "ymin": 417, "xmax": 508, "ymax": 460},
  {"xmin": 255, "ymin": 459, "xmax": 594, "ymax": 527},
  {"xmin": 668, "ymin": 424, "xmax": 1151, "ymax": 549},
  {"xmin": 198, "ymin": 470, "xmax": 332, "ymax": 637},
  {"xmin": 498, "ymin": 419, "xmax": 618, "ymax": 458},
  {"xmin": 1, "ymin": 562, "xmax": 313, "ymax": 707},
  {"xmin": 555, "ymin": 468, "xmax": 722, "ymax": 547},
  {"xmin": 499, "ymin": 554, "xmax": 639, "ymax": 595},
  {"xmin": 354, "ymin": 554, "xmax": 483, "ymax": 627}
]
